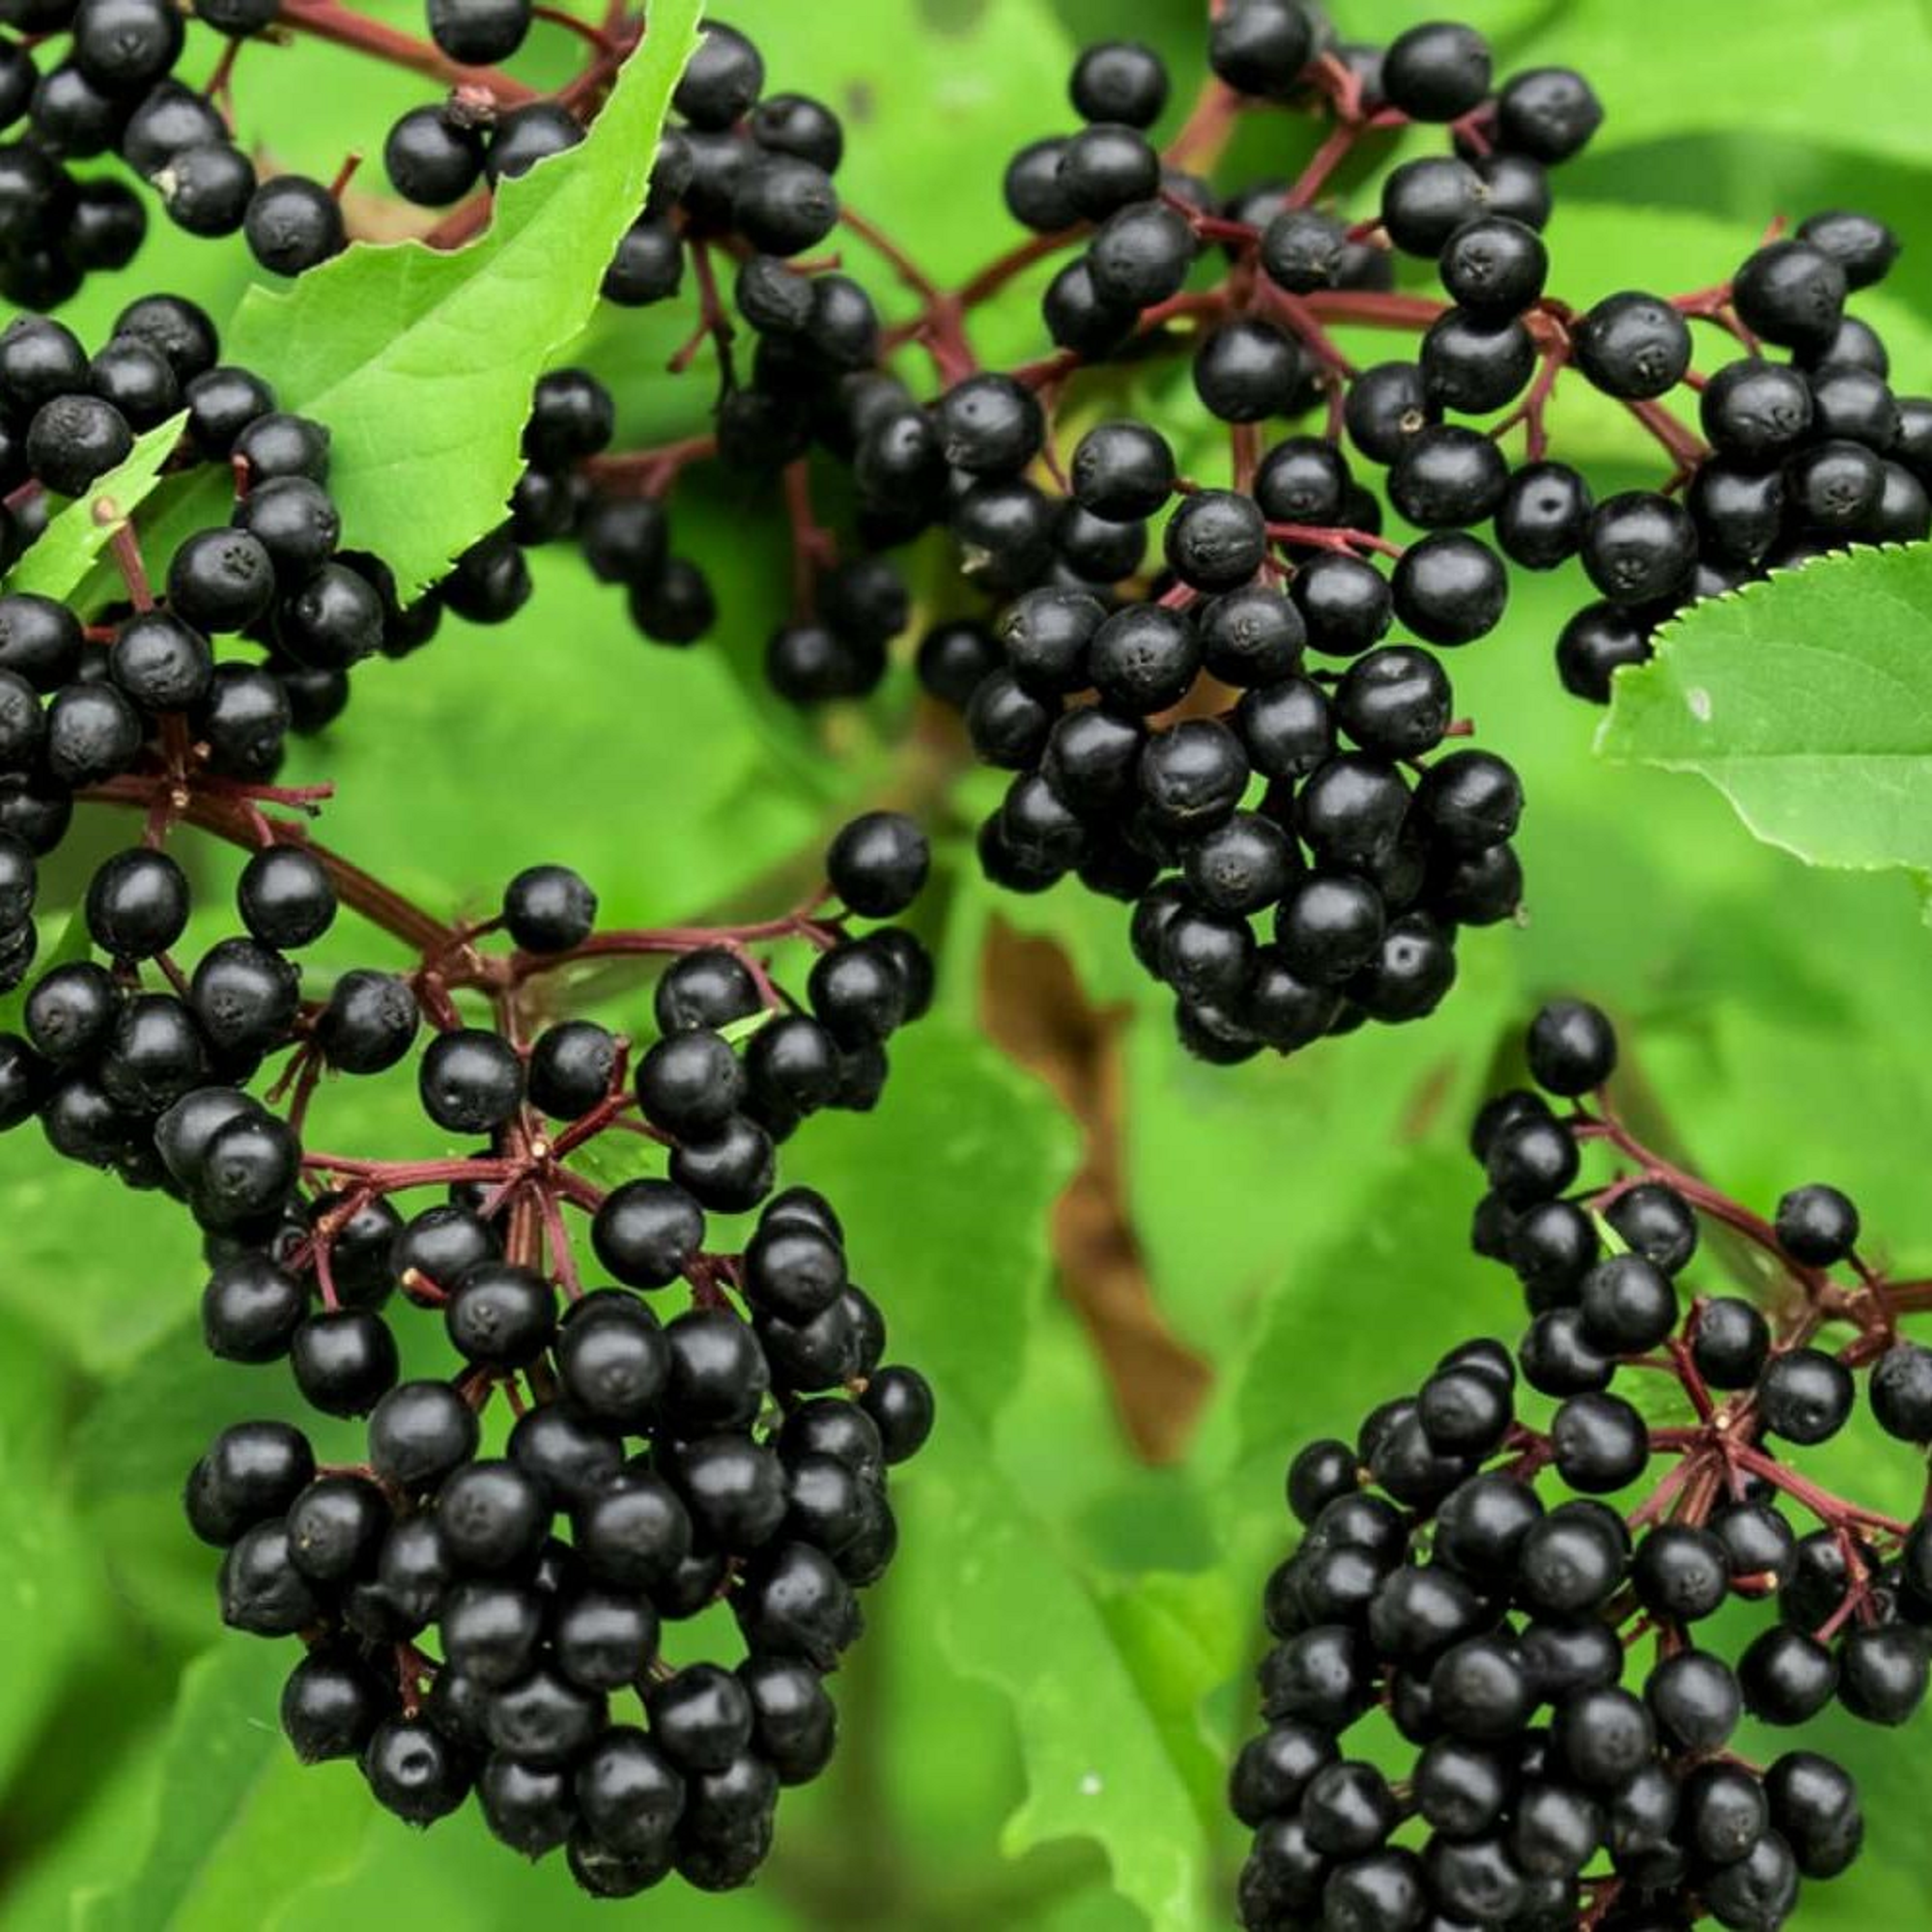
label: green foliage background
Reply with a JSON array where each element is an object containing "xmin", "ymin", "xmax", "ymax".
[{"xmin": 3, "ymin": 1, "xmax": 1932, "ymax": 1927}]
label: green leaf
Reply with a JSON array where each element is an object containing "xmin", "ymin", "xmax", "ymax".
[
  {"xmin": 917, "ymin": 1437, "xmax": 1216, "ymax": 1928},
  {"xmin": 3, "ymin": 412, "xmax": 188, "ymax": 601},
  {"xmin": 0, "ymin": 1362, "xmax": 102, "ymax": 1798},
  {"xmin": 1232, "ymin": 1147, "xmax": 1509, "ymax": 1468},
  {"xmin": 1598, "ymin": 545, "xmax": 1932, "ymax": 886},
  {"xmin": 216, "ymin": 2, "xmax": 703, "ymax": 598},
  {"xmin": 275, "ymin": 548, "xmax": 829, "ymax": 931},
  {"xmin": 76, "ymin": 1641, "xmax": 375, "ymax": 1932},
  {"xmin": 730, "ymin": 0, "xmax": 1078, "ymax": 288},
  {"xmin": 0, "ymin": 1135, "xmax": 206, "ymax": 1375}
]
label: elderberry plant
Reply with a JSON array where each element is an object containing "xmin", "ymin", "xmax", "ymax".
[
  {"xmin": 1236, "ymin": 1000, "xmax": 1932, "ymax": 1930},
  {"xmin": 4, "ymin": 0, "xmax": 1930, "ymax": 1925}
]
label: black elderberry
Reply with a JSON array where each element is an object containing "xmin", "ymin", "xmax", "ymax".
[
  {"xmin": 1494, "ymin": 461, "xmax": 1591, "ymax": 571},
  {"xmin": 384, "ymin": 104, "xmax": 484, "ymax": 206},
  {"xmin": 861, "ymin": 1365, "xmax": 935, "ymax": 1462},
  {"xmin": 1741, "ymin": 1627, "xmax": 1839, "ymax": 1728},
  {"xmin": 46, "ymin": 680, "xmax": 143, "ymax": 786},
  {"xmin": 1789, "ymin": 439, "xmax": 1887, "ymax": 533},
  {"xmin": 1382, "ymin": 156, "xmax": 1485, "ymax": 257},
  {"xmin": 1870, "ymin": 1341, "xmax": 1932, "ymax": 1443},
  {"xmin": 1069, "ymin": 40, "xmax": 1168, "ymax": 127},
  {"xmin": 243, "ymin": 176, "xmax": 345, "ymax": 276},
  {"xmin": 1581, "ymin": 492, "xmax": 1697, "ymax": 605},
  {"xmin": 1774, "ymin": 1182, "xmax": 1860, "ymax": 1266},
  {"xmin": 1193, "ymin": 320, "xmax": 1306, "ymax": 425},
  {"xmin": 1765, "ymin": 1749, "xmax": 1864, "ymax": 1878},
  {"xmin": 1382, "ymin": 20, "xmax": 1490, "ymax": 121},
  {"xmin": 1391, "ymin": 532, "xmax": 1507, "ymax": 645},
  {"xmin": 107, "ymin": 607, "xmax": 216, "ymax": 722},
  {"xmin": 446, "ymin": 1263, "xmax": 554, "ymax": 1371},
  {"xmin": 367, "ymin": 1378, "xmax": 479, "ymax": 1492},
  {"xmin": 1259, "ymin": 208, "xmax": 1350, "ymax": 295},
  {"xmin": 25, "ymin": 392, "xmax": 131, "ymax": 497},
  {"xmin": 1003, "ymin": 136, "xmax": 1078, "ymax": 234},
  {"xmin": 291, "ymin": 1306, "xmax": 399, "ymax": 1417},
  {"xmin": 1438, "ymin": 215, "xmax": 1547, "ymax": 320},
  {"xmin": 1548, "ymin": 1389, "xmax": 1648, "ymax": 1492},
  {"xmin": 88, "ymin": 337, "xmax": 180, "ymax": 431},
  {"xmin": 1572, "ymin": 292, "xmax": 1692, "ymax": 401},
  {"xmin": 1732, "ymin": 240, "xmax": 1847, "ymax": 352},
  {"xmin": 85, "ymin": 847, "xmax": 189, "ymax": 959},
  {"xmin": 1391, "ymin": 424, "xmax": 1510, "ymax": 528},
  {"xmin": 1419, "ymin": 310, "xmax": 1536, "ymax": 416},
  {"xmin": 220, "ymin": 1518, "xmax": 324, "ymax": 1635},
  {"xmin": 1208, "ymin": 0, "xmax": 1314, "ymax": 100},
  {"xmin": 317, "ymin": 970, "xmax": 418, "ymax": 1074},
  {"xmin": 486, "ymin": 103, "xmax": 584, "ymax": 184},
  {"xmin": 1604, "ymin": 1180, "xmax": 1697, "ymax": 1275},
  {"xmin": 826, "ymin": 811, "xmax": 928, "ymax": 918},
  {"xmin": 363, "ymin": 1717, "xmax": 472, "ymax": 1824},
  {"xmin": 1837, "ymin": 1625, "xmax": 1929, "ymax": 1726},
  {"xmin": 418, "ymin": 1028, "xmax": 524, "ymax": 1133},
  {"xmin": 281, "ymin": 1648, "xmax": 389, "ymax": 1764},
  {"xmin": 201, "ymin": 1254, "xmax": 304, "ymax": 1363},
  {"xmin": 1757, "ymin": 1346, "xmax": 1855, "ymax": 1445}
]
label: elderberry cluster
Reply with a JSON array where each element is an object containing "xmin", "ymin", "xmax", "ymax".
[
  {"xmin": 191, "ymin": 1179, "xmax": 934, "ymax": 1894},
  {"xmin": 1544, "ymin": 220, "xmax": 1932, "ymax": 699},
  {"xmin": 0, "ymin": 293, "xmax": 557, "ymax": 900},
  {"xmin": 383, "ymin": 0, "xmax": 610, "ymax": 206},
  {"xmin": 18, "ymin": 802, "xmax": 939, "ymax": 1896},
  {"xmin": 1235, "ymin": 1000, "xmax": 1932, "ymax": 1930},
  {"xmin": 562, "ymin": 15, "xmax": 981, "ymax": 684},
  {"xmin": 0, "ymin": 0, "xmax": 354, "ymax": 302}
]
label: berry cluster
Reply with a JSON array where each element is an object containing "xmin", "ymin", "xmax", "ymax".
[
  {"xmin": 1549, "ymin": 223, "xmax": 1931, "ymax": 699},
  {"xmin": 0, "ymin": 0, "xmax": 349, "ymax": 301},
  {"xmin": 0, "ymin": 0, "xmax": 696, "ymax": 298},
  {"xmin": 0, "ymin": 774, "xmax": 935, "ymax": 1892},
  {"xmin": 0, "ymin": 294, "xmax": 553, "ymax": 917},
  {"xmin": 1234, "ymin": 1001, "xmax": 1932, "ymax": 1929},
  {"xmin": 526, "ymin": 8, "xmax": 1927, "ymax": 1069}
]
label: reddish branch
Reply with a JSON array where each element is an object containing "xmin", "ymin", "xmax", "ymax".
[{"xmin": 1553, "ymin": 1088, "xmax": 1918, "ymax": 1638}]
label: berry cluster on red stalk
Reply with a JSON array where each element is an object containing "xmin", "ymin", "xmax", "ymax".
[
  {"xmin": 0, "ymin": 0, "xmax": 662, "ymax": 296},
  {"xmin": 171, "ymin": 799, "xmax": 940, "ymax": 1897},
  {"xmin": 510, "ymin": 3, "xmax": 1928, "ymax": 1077},
  {"xmin": 1234, "ymin": 999, "xmax": 1932, "ymax": 1930}
]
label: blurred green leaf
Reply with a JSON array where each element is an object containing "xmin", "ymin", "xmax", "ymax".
[
  {"xmin": 785, "ymin": 1026, "xmax": 1217, "ymax": 1923},
  {"xmin": 217, "ymin": 3, "xmax": 702, "ymax": 598},
  {"xmin": 76, "ymin": 1641, "xmax": 375, "ymax": 1932},
  {"xmin": 1599, "ymin": 545, "xmax": 1932, "ymax": 887},
  {"xmin": 0, "ymin": 1372, "xmax": 103, "ymax": 1798},
  {"xmin": 1232, "ymin": 1147, "xmax": 1507, "ymax": 1466},
  {"xmin": 917, "ymin": 1439, "xmax": 1215, "ymax": 1928},
  {"xmin": 785, "ymin": 1020, "xmax": 1079, "ymax": 1436},
  {"xmin": 739, "ymin": 0, "xmax": 1077, "ymax": 287},
  {"xmin": 0, "ymin": 1146, "xmax": 203, "ymax": 1375},
  {"xmin": 4, "ymin": 412, "xmax": 188, "ymax": 601}
]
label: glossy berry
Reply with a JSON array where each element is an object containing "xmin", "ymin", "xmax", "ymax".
[
  {"xmin": 502, "ymin": 864, "xmax": 597, "ymax": 952},
  {"xmin": 1775, "ymin": 1183, "xmax": 1860, "ymax": 1266},
  {"xmin": 1572, "ymin": 292, "xmax": 1692, "ymax": 401}
]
